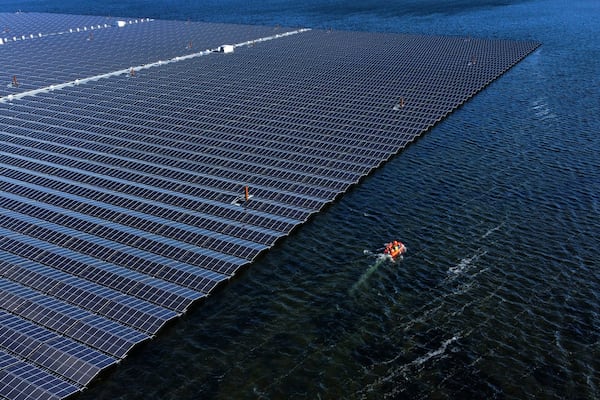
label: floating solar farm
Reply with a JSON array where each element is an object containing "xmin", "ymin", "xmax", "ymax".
[{"xmin": 0, "ymin": 12, "xmax": 540, "ymax": 399}]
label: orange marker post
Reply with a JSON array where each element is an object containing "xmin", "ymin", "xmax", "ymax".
[{"xmin": 244, "ymin": 185, "xmax": 249, "ymax": 202}]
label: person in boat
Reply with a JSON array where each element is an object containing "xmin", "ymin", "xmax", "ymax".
[
  {"xmin": 394, "ymin": 241, "xmax": 406, "ymax": 255},
  {"xmin": 384, "ymin": 243, "xmax": 393, "ymax": 255},
  {"xmin": 383, "ymin": 240, "xmax": 406, "ymax": 257}
]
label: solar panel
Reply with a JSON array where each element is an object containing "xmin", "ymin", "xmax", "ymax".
[
  {"xmin": 0, "ymin": 12, "xmax": 540, "ymax": 399},
  {"xmin": 0, "ymin": 310, "xmax": 115, "ymax": 386},
  {"xmin": 0, "ymin": 279, "xmax": 147, "ymax": 358},
  {"xmin": 11, "ymin": 272, "xmax": 154, "ymax": 337},
  {"xmin": 0, "ymin": 354, "xmax": 80, "ymax": 400}
]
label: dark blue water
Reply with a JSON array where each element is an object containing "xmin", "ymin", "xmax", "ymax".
[{"xmin": 2, "ymin": 1, "xmax": 598, "ymax": 399}]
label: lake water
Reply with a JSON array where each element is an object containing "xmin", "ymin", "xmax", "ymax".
[{"xmin": 1, "ymin": 0, "xmax": 598, "ymax": 399}]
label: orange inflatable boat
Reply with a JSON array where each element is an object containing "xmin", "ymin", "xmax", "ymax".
[{"xmin": 383, "ymin": 240, "xmax": 406, "ymax": 258}]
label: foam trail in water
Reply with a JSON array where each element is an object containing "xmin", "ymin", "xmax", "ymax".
[
  {"xmin": 350, "ymin": 254, "xmax": 391, "ymax": 295},
  {"xmin": 359, "ymin": 335, "xmax": 461, "ymax": 397},
  {"xmin": 531, "ymin": 97, "xmax": 558, "ymax": 121},
  {"xmin": 447, "ymin": 247, "xmax": 487, "ymax": 276},
  {"xmin": 482, "ymin": 221, "xmax": 505, "ymax": 239},
  {"xmin": 412, "ymin": 335, "xmax": 460, "ymax": 367}
]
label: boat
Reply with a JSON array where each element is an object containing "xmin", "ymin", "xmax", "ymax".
[{"xmin": 383, "ymin": 240, "xmax": 406, "ymax": 258}]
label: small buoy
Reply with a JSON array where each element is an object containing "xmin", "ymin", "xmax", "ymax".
[{"xmin": 231, "ymin": 186, "xmax": 253, "ymax": 206}]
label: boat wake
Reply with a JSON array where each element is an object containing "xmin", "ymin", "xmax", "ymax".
[
  {"xmin": 447, "ymin": 247, "xmax": 488, "ymax": 276},
  {"xmin": 358, "ymin": 334, "xmax": 462, "ymax": 398},
  {"xmin": 481, "ymin": 221, "xmax": 505, "ymax": 239},
  {"xmin": 350, "ymin": 252, "xmax": 395, "ymax": 295},
  {"xmin": 531, "ymin": 97, "xmax": 557, "ymax": 121}
]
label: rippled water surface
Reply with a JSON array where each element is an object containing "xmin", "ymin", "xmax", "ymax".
[{"xmin": 3, "ymin": 0, "xmax": 598, "ymax": 398}]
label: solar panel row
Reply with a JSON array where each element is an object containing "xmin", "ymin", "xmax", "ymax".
[
  {"xmin": 0, "ymin": 165, "xmax": 283, "ymax": 247},
  {"xmin": 0, "ymin": 179, "xmax": 250, "ymax": 266},
  {"xmin": 0, "ymin": 256, "xmax": 170, "ymax": 336},
  {"xmin": 0, "ymin": 175, "xmax": 265, "ymax": 258},
  {"xmin": 0, "ymin": 12, "xmax": 540, "ymax": 399},
  {"xmin": 0, "ymin": 210, "xmax": 207, "ymax": 312},
  {"xmin": 1, "ymin": 15, "xmax": 298, "ymax": 97},
  {"xmin": 0, "ymin": 309, "xmax": 113, "ymax": 385},
  {"xmin": 0, "ymin": 123, "xmax": 302, "ymax": 227},
  {"xmin": 0, "ymin": 348, "xmax": 79, "ymax": 400},
  {"xmin": 2, "ymin": 252, "xmax": 155, "ymax": 357},
  {"xmin": 2, "ymin": 131, "xmax": 324, "ymax": 218},
  {"xmin": 0, "ymin": 12, "xmax": 113, "ymax": 43}
]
